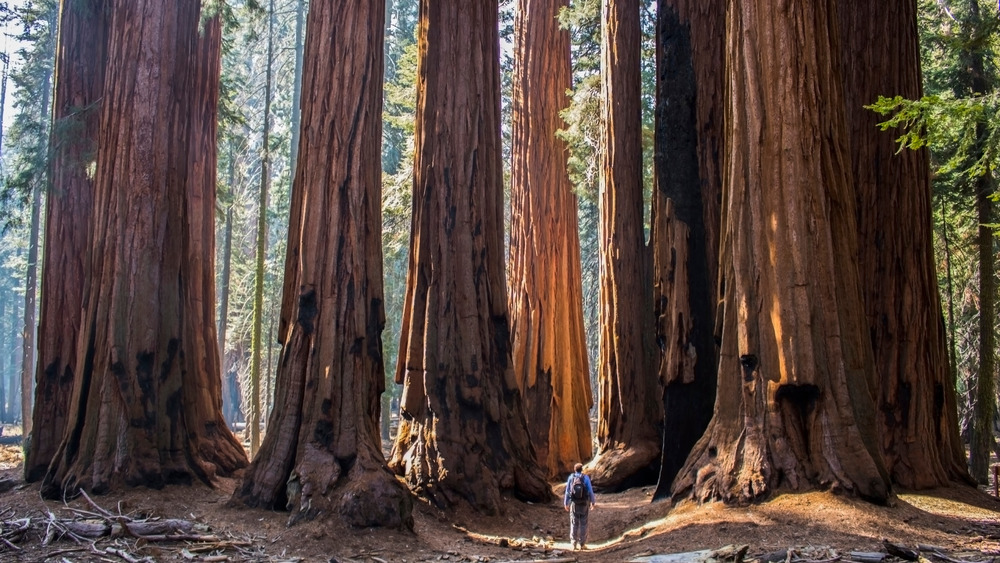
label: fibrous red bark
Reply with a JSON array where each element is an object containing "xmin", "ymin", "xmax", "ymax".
[
  {"xmin": 839, "ymin": 0, "xmax": 970, "ymax": 488},
  {"xmin": 672, "ymin": 0, "xmax": 891, "ymax": 505},
  {"xmin": 41, "ymin": 1, "xmax": 247, "ymax": 497},
  {"xmin": 389, "ymin": 0, "xmax": 551, "ymax": 514},
  {"xmin": 25, "ymin": 0, "xmax": 109, "ymax": 482},
  {"xmin": 234, "ymin": 0, "xmax": 412, "ymax": 529},
  {"xmin": 589, "ymin": 0, "xmax": 663, "ymax": 491},
  {"xmin": 508, "ymin": 0, "xmax": 592, "ymax": 479}
]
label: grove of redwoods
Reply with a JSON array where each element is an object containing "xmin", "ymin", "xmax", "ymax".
[{"xmin": 0, "ymin": 0, "xmax": 994, "ymax": 530}]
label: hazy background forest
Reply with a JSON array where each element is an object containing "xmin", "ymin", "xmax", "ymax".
[{"xmin": 0, "ymin": 0, "xmax": 993, "ymax": 465}]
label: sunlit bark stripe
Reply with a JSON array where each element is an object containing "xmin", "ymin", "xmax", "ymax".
[
  {"xmin": 508, "ymin": 0, "xmax": 592, "ymax": 480},
  {"xmin": 673, "ymin": 0, "xmax": 891, "ymax": 504}
]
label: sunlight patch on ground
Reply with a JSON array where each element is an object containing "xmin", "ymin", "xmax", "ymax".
[
  {"xmin": 0, "ymin": 444, "xmax": 22, "ymax": 470},
  {"xmin": 899, "ymin": 493, "xmax": 1000, "ymax": 521}
]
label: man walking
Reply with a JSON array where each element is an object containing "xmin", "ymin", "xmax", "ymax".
[{"xmin": 564, "ymin": 463, "xmax": 596, "ymax": 550}]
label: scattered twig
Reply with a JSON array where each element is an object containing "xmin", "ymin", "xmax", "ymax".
[
  {"xmin": 79, "ymin": 489, "xmax": 116, "ymax": 520},
  {"xmin": 0, "ymin": 536, "xmax": 22, "ymax": 550}
]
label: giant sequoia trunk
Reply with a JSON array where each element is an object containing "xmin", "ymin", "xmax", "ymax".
[
  {"xmin": 672, "ymin": 0, "xmax": 891, "ymax": 505},
  {"xmin": 235, "ymin": 0, "xmax": 412, "ymax": 529},
  {"xmin": 508, "ymin": 0, "xmax": 592, "ymax": 479},
  {"xmin": 388, "ymin": 0, "xmax": 551, "ymax": 513},
  {"xmin": 41, "ymin": 2, "xmax": 247, "ymax": 497},
  {"xmin": 650, "ymin": 0, "xmax": 724, "ymax": 499},
  {"xmin": 839, "ymin": 0, "xmax": 970, "ymax": 488},
  {"xmin": 589, "ymin": 0, "xmax": 662, "ymax": 491},
  {"xmin": 25, "ymin": 0, "xmax": 109, "ymax": 482},
  {"xmin": 958, "ymin": 0, "xmax": 998, "ymax": 486}
]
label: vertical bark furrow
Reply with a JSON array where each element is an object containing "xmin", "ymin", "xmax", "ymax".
[
  {"xmin": 589, "ymin": 0, "xmax": 662, "ymax": 491},
  {"xmin": 508, "ymin": 0, "xmax": 592, "ymax": 479},
  {"xmin": 650, "ymin": 0, "xmax": 725, "ymax": 499},
  {"xmin": 839, "ymin": 0, "xmax": 969, "ymax": 488},
  {"xmin": 235, "ymin": 0, "xmax": 411, "ymax": 529},
  {"xmin": 672, "ymin": 0, "xmax": 891, "ymax": 505},
  {"xmin": 41, "ymin": 1, "xmax": 247, "ymax": 499},
  {"xmin": 389, "ymin": 0, "xmax": 551, "ymax": 513}
]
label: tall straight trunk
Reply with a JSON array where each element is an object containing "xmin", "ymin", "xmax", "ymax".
[
  {"xmin": 42, "ymin": 2, "xmax": 247, "ymax": 497},
  {"xmin": 218, "ymin": 182, "xmax": 235, "ymax": 424},
  {"xmin": 673, "ymin": 0, "xmax": 891, "ymax": 505},
  {"xmin": 20, "ymin": 7, "xmax": 56, "ymax": 438},
  {"xmin": 839, "ymin": 0, "xmax": 970, "ymax": 488},
  {"xmin": 508, "ymin": 0, "xmax": 592, "ymax": 480},
  {"xmin": 249, "ymin": 0, "xmax": 276, "ymax": 456},
  {"xmin": 970, "ymin": 170, "xmax": 995, "ymax": 483},
  {"xmin": 0, "ymin": 292, "xmax": 5, "ymax": 422},
  {"xmin": 389, "ymin": 0, "xmax": 551, "ymax": 514},
  {"xmin": 288, "ymin": 0, "xmax": 305, "ymax": 179},
  {"xmin": 959, "ymin": 0, "xmax": 997, "ymax": 485},
  {"xmin": 8, "ymin": 290, "xmax": 20, "ymax": 422},
  {"xmin": 0, "ymin": 53, "xmax": 8, "ymax": 164},
  {"xmin": 236, "ymin": 0, "xmax": 412, "ymax": 529},
  {"xmin": 650, "ymin": 0, "xmax": 724, "ymax": 499},
  {"xmin": 590, "ymin": 0, "xmax": 662, "ymax": 491},
  {"xmin": 25, "ymin": 0, "xmax": 110, "ymax": 481}
]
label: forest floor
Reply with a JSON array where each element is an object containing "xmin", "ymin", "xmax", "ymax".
[{"xmin": 1, "ymin": 430, "xmax": 999, "ymax": 562}]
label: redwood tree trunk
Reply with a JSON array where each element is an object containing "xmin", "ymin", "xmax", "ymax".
[
  {"xmin": 235, "ymin": 0, "xmax": 412, "ymax": 529},
  {"xmin": 650, "ymin": 0, "xmax": 724, "ymax": 499},
  {"xmin": 41, "ymin": 2, "xmax": 247, "ymax": 497},
  {"xmin": 590, "ymin": 0, "xmax": 662, "ymax": 491},
  {"xmin": 25, "ymin": 0, "xmax": 109, "ymax": 482},
  {"xmin": 958, "ymin": 0, "xmax": 997, "ymax": 485},
  {"xmin": 672, "ymin": 0, "xmax": 891, "ymax": 505},
  {"xmin": 839, "ymin": 0, "xmax": 970, "ymax": 488},
  {"xmin": 388, "ymin": 0, "xmax": 551, "ymax": 513},
  {"xmin": 508, "ymin": 0, "xmax": 592, "ymax": 480}
]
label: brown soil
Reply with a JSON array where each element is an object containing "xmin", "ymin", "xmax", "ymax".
[{"xmin": 1, "ymin": 441, "xmax": 999, "ymax": 562}]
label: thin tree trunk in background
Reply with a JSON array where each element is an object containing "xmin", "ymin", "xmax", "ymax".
[
  {"xmin": 389, "ymin": 0, "xmax": 551, "ymax": 513},
  {"xmin": 218, "ymin": 156, "xmax": 234, "ymax": 424},
  {"xmin": 0, "ymin": 292, "xmax": 5, "ymax": 422},
  {"xmin": 264, "ymin": 317, "xmax": 273, "ymax": 417},
  {"xmin": 590, "ymin": 0, "xmax": 662, "ymax": 491},
  {"xmin": 650, "ymin": 0, "xmax": 724, "ymax": 500},
  {"xmin": 25, "ymin": 0, "xmax": 109, "ymax": 481},
  {"xmin": 288, "ymin": 0, "xmax": 305, "ymax": 178},
  {"xmin": 941, "ymin": 200, "xmax": 960, "ymax": 426},
  {"xmin": 508, "ymin": 0, "xmax": 592, "ymax": 480},
  {"xmin": 672, "ymin": 0, "xmax": 891, "ymax": 505},
  {"xmin": 840, "ymin": 0, "xmax": 970, "ymax": 488},
  {"xmin": 970, "ymin": 167, "xmax": 995, "ymax": 484},
  {"xmin": 249, "ymin": 0, "xmax": 276, "ymax": 456},
  {"xmin": 41, "ymin": 2, "xmax": 247, "ymax": 497},
  {"xmin": 0, "ymin": 53, "xmax": 8, "ymax": 163},
  {"xmin": 235, "ymin": 0, "xmax": 412, "ymax": 528},
  {"xmin": 8, "ymin": 289, "xmax": 20, "ymax": 423}
]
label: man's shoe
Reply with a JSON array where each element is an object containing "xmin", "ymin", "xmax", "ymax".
[{"xmin": 580, "ymin": 544, "xmax": 587, "ymax": 550}]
